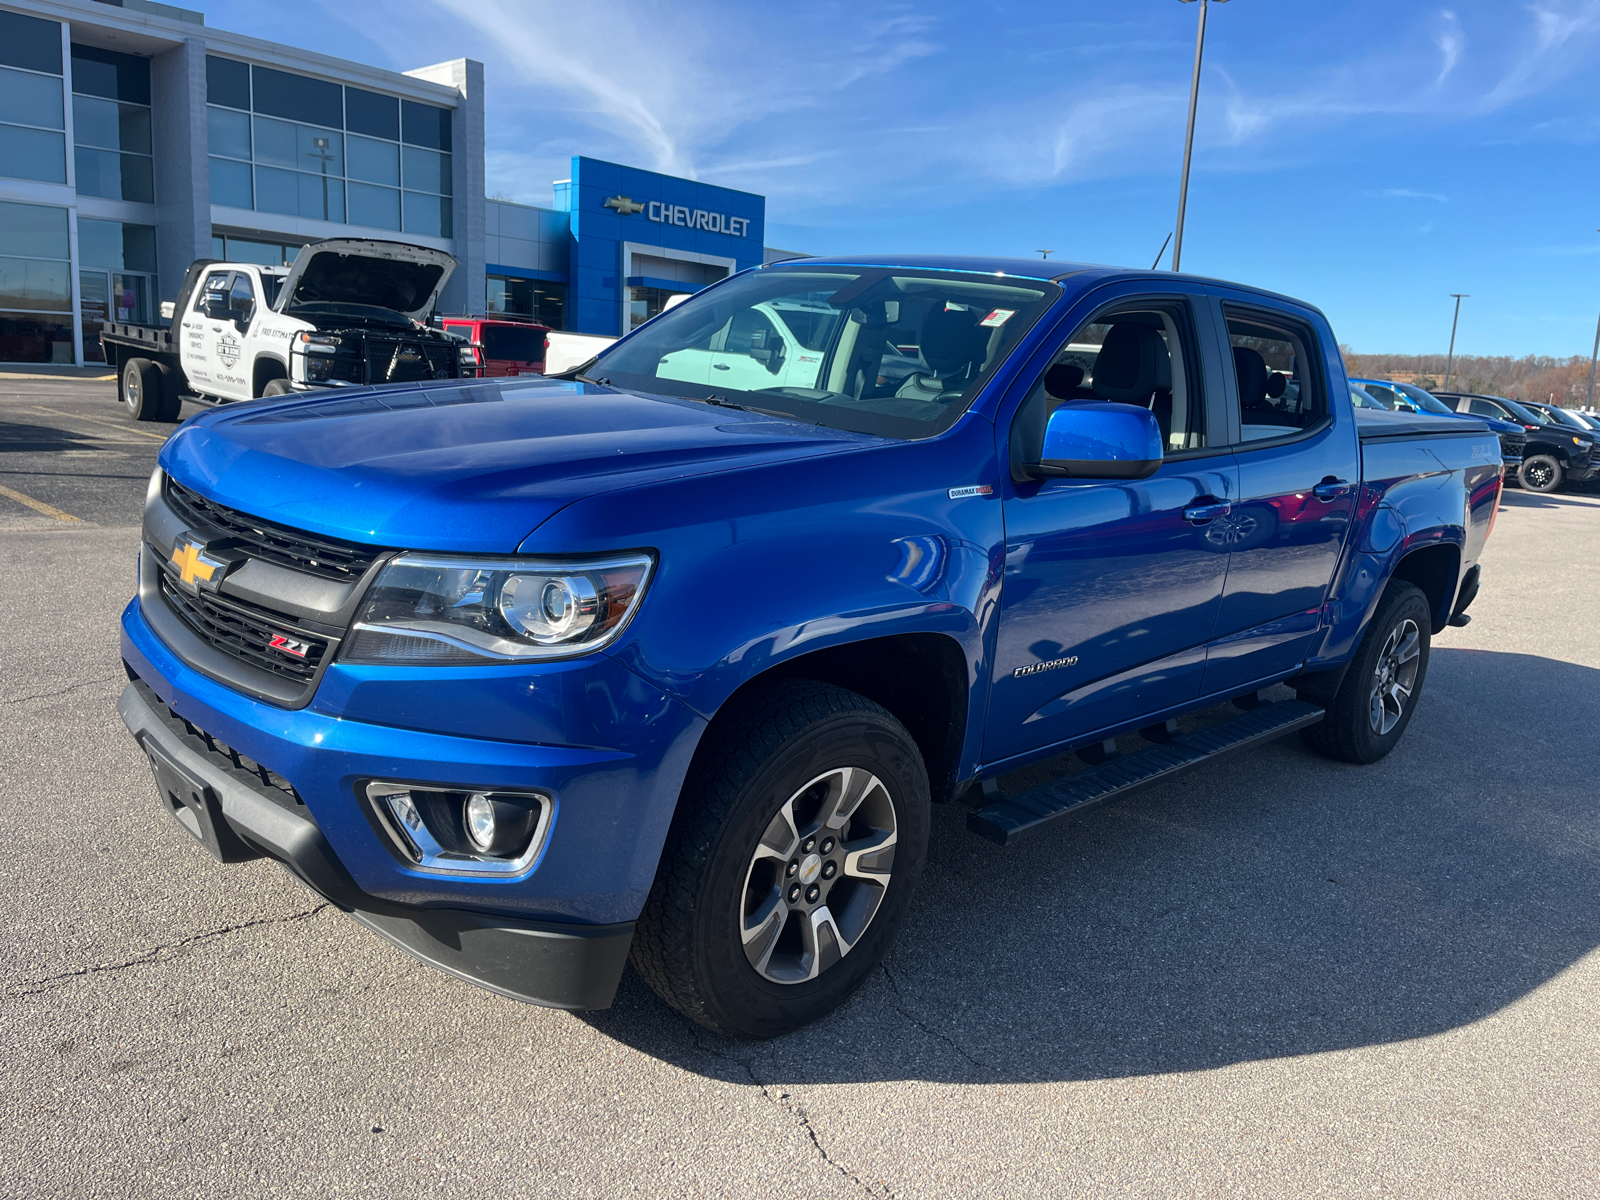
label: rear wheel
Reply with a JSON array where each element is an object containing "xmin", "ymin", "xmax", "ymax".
[
  {"xmin": 1518, "ymin": 454, "xmax": 1563, "ymax": 493},
  {"xmin": 631, "ymin": 680, "xmax": 930, "ymax": 1039},
  {"xmin": 1300, "ymin": 581, "xmax": 1431, "ymax": 765},
  {"xmin": 121, "ymin": 357, "xmax": 170, "ymax": 422}
]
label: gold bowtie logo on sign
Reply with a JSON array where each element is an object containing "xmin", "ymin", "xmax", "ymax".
[{"xmin": 603, "ymin": 195, "xmax": 645, "ymax": 215}]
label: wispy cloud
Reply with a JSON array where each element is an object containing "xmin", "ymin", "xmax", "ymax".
[{"xmin": 1382, "ymin": 188, "xmax": 1450, "ymax": 202}]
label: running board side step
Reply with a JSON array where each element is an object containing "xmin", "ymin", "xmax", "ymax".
[{"xmin": 967, "ymin": 700, "xmax": 1325, "ymax": 846}]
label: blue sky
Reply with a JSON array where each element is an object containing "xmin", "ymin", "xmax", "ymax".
[{"xmin": 204, "ymin": 0, "xmax": 1600, "ymax": 356}]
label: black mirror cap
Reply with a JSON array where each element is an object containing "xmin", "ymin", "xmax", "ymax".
[{"xmin": 1033, "ymin": 456, "xmax": 1163, "ymax": 481}]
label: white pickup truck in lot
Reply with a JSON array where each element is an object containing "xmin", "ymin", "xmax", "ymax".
[{"xmin": 99, "ymin": 239, "xmax": 482, "ymax": 420}]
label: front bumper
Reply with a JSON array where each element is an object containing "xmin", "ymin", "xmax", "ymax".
[{"xmin": 119, "ymin": 677, "xmax": 635, "ymax": 1008}]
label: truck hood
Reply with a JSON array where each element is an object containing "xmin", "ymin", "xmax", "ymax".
[
  {"xmin": 159, "ymin": 376, "xmax": 879, "ymax": 553},
  {"xmin": 276, "ymin": 238, "xmax": 457, "ymax": 322}
]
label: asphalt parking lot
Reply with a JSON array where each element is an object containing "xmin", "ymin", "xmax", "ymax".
[{"xmin": 3, "ymin": 376, "xmax": 1598, "ymax": 1199}]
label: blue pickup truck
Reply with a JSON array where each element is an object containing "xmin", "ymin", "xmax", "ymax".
[{"xmin": 118, "ymin": 256, "xmax": 1503, "ymax": 1037}]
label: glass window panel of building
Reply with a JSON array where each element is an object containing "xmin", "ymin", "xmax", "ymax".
[
  {"xmin": 78, "ymin": 218, "xmax": 158, "ymax": 363},
  {"xmin": 70, "ymin": 44, "xmax": 154, "ymax": 204},
  {"xmin": 205, "ymin": 57, "xmax": 453, "ymax": 237},
  {"xmin": 0, "ymin": 200, "xmax": 75, "ymax": 364},
  {"xmin": 0, "ymin": 11, "xmax": 68, "ymax": 186},
  {"xmin": 488, "ymin": 276, "xmax": 566, "ymax": 330}
]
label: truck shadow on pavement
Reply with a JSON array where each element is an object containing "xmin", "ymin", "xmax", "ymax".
[{"xmin": 578, "ymin": 648, "xmax": 1600, "ymax": 1084}]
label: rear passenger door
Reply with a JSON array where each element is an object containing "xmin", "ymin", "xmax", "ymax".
[
  {"xmin": 1198, "ymin": 295, "xmax": 1361, "ymax": 697},
  {"xmin": 985, "ymin": 286, "xmax": 1236, "ymax": 764}
]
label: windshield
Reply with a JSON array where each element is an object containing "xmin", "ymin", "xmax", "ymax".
[
  {"xmin": 1350, "ymin": 385, "xmax": 1390, "ymax": 410},
  {"xmin": 1391, "ymin": 382, "xmax": 1455, "ymax": 415},
  {"xmin": 592, "ymin": 265, "xmax": 1059, "ymax": 439},
  {"xmin": 481, "ymin": 326, "xmax": 548, "ymax": 361},
  {"xmin": 1530, "ymin": 403, "xmax": 1591, "ymax": 431},
  {"xmin": 1493, "ymin": 396, "xmax": 1549, "ymax": 425}
]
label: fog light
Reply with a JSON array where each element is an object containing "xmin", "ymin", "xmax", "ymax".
[{"xmin": 465, "ymin": 792, "xmax": 496, "ymax": 850}]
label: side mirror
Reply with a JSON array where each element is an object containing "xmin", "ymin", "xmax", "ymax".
[
  {"xmin": 1031, "ymin": 401, "xmax": 1164, "ymax": 480},
  {"xmin": 203, "ymin": 294, "xmax": 229, "ymax": 320},
  {"xmin": 232, "ymin": 299, "xmax": 254, "ymax": 330}
]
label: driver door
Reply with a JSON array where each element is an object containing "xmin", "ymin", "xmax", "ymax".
[
  {"xmin": 984, "ymin": 290, "xmax": 1235, "ymax": 765},
  {"xmin": 179, "ymin": 269, "xmax": 231, "ymax": 393},
  {"xmin": 211, "ymin": 271, "xmax": 256, "ymax": 400}
]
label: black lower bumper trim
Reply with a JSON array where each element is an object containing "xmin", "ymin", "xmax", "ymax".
[{"xmin": 116, "ymin": 678, "xmax": 633, "ymax": 1010}]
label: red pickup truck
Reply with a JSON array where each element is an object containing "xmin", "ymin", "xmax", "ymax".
[{"xmin": 438, "ymin": 315, "xmax": 550, "ymax": 377}]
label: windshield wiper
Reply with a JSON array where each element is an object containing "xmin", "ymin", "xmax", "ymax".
[{"xmin": 700, "ymin": 394, "xmax": 748, "ymax": 411}]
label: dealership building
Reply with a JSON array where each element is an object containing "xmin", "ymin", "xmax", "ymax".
[{"xmin": 0, "ymin": 0, "xmax": 787, "ymax": 366}]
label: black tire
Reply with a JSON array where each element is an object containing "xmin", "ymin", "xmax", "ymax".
[
  {"xmin": 261, "ymin": 378, "xmax": 293, "ymax": 398},
  {"xmin": 152, "ymin": 363, "xmax": 183, "ymax": 421},
  {"xmin": 1518, "ymin": 454, "xmax": 1563, "ymax": 493},
  {"xmin": 1300, "ymin": 581, "xmax": 1431, "ymax": 765},
  {"xmin": 631, "ymin": 680, "xmax": 930, "ymax": 1039},
  {"xmin": 121, "ymin": 357, "xmax": 169, "ymax": 422}
]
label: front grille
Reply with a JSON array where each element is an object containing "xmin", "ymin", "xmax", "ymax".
[
  {"xmin": 160, "ymin": 573, "xmax": 328, "ymax": 685},
  {"xmin": 365, "ymin": 337, "xmax": 456, "ymax": 384},
  {"xmin": 164, "ymin": 477, "xmax": 383, "ymax": 583}
]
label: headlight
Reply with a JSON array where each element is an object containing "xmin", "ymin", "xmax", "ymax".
[{"xmin": 341, "ymin": 552, "xmax": 654, "ymax": 664}]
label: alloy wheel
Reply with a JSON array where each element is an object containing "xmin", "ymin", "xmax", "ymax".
[
  {"xmin": 739, "ymin": 767, "xmax": 897, "ymax": 984},
  {"xmin": 1369, "ymin": 617, "xmax": 1421, "ymax": 735}
]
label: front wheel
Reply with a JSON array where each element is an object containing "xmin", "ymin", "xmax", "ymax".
[
  {"xmin": 631, "ymin": 681, "xmax": 930, "ymax": 1039},
  {"xmin": 1518, "ymin": 454, "xmax": 1563, "ymax": 493},
  {"xmin": 260, "ymin": 378, "xmax": 294, "ymax": 398},
  {"xmin": 1300, "ymin": 581, "xmax": 1432, "ymax": 764}
]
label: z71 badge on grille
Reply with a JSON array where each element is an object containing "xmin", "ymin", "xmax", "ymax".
[{"xmin": 268, "ymin": 634, "xmax": 313, "ymax": 659}]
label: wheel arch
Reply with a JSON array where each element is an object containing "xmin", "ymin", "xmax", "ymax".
[
  {"xmin": 1387, "ymin": 541, "xmax": 1461, "ymax": 635},
  {"xmin": 252, "ymin": 354, "xmax": 289, "ymax": 397},
  {"xmin": 693, "ymin": 632, "xmax": 971, "ymax": 805}
]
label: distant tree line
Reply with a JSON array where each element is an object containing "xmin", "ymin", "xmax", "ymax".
[{"xmin": 1341, "ymin": 352, "xmax": 1596, "ymax": 406}]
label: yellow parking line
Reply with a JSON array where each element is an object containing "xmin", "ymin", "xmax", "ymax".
[
  {"xmin": 32, "ymin": 405, "xmax": 169, "ymax": 441},
  {"xmin": 0, "ymin": 483, "xmax": 82, "ymax": 522}
]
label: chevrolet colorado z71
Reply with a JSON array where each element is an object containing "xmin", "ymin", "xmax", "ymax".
[
  {"xmin": 99, "ymin": 239, "xmax": 481, "ymax": 421},
  {"xmin": 117, "ymin": 256, "xmax": 1502, "ymax": 1037}
]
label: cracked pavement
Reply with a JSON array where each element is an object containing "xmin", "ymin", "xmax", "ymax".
[{"xmin": 3, "ymin": 381, "xmax": 1599, "ymax": 1198}]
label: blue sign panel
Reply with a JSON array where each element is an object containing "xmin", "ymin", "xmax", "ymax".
[{"xmin": 560, "ymin": 156, "xmax": 766, "ymax": 335}]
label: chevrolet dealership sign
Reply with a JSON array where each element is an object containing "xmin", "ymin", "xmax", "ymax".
[{"xmin": 605, "ymin": 195, "xmax": 751, "ymax": 238}]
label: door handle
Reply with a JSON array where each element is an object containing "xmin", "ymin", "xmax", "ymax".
[
  {"xmin": 712, "ymin": 363, "xmax": 731, "ymax": 371},
  {"xmin": 1313, "ymin": 478, "xmax": 1352, "ymax": 501},
  {"xmin": 1183, "ymin": 501, "xmax": 1231, "ymax": 524}
]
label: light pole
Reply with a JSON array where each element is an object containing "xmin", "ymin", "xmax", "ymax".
[
  {"xmin": 1172, "ymin": 0, "xmax": 1227, "ymax": 273},
  {"xmin": 1444, "ymin": 294, "xmax": 1469, "ymax": 391},
  {"xmin": 1588, "ymin": 230, "xmax": 1600, "ymax": 410}
]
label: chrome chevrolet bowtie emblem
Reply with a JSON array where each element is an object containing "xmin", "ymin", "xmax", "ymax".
[
  {"xmin": 604, "ymin": 195, "xmax": 645, "ymax": 215},
  {"xmin": 168, "ymin": 535, "xmax": 231, "ymax": 596}
]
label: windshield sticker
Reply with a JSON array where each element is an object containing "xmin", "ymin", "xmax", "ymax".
[{"xmin": 978, "ymin": 309, "xmax": 1016, "ymax": 327}]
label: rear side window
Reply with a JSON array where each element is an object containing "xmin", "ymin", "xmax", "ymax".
[
  {"xmin": 1466, "ymin": 398, "xmax": 1506, "ymax": 420},
  {"xmin": 442, "ymin": 322, "xmax": 475, "ymax": 339},
  {"xmin": 1225, "ymin": 308, "xmax": 1327, "ymax": 443},
  {"xmin": 480, "ymin": 325, "xmax": 547, "ymax": 361}
]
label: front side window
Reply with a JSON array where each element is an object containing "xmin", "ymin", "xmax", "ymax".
[
  {"xmin": 594, "ymin": 265, "xmax": 1059, "ymax": 440},
  {"xmin": 1226, "ymin": 309, "xmax": 1327, "ymax": 442},
  {"xmin": 1009, "ymin": 302, "xmax": 1208, "ymax": 473}
]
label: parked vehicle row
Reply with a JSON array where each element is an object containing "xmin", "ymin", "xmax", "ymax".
[
  {"xmin": 1353, "ymin": 377, "xmax": 1598, "ymax": 495},
  {"xmin": 117, "ymin": 252, "xmax": 1503, "ymax": 1037}
]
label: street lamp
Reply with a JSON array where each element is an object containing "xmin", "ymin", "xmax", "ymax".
[
  {"xmin": 1587, "ymin": 229, "xmax": 1600, "ymax": 410},
  {"xmin": 1444, "ymin": 293, "xmax": 1469, "ymax": 391},
  {"xmin": 1172, "ymin": 0, "xmax": 1227, "ymax": 273}
]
